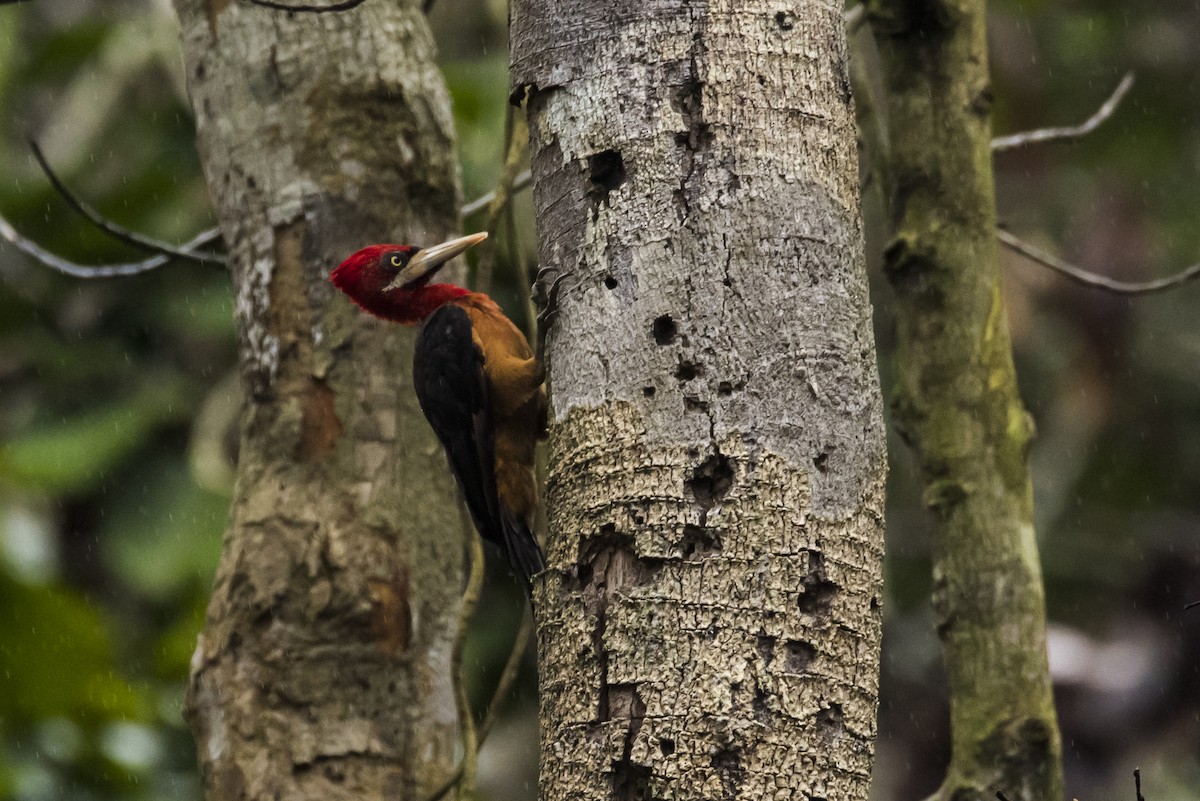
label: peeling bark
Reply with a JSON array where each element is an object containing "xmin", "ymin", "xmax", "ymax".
[
  {"xmin": 865, "ymin": 1, "xmax": 1064, "ymax": 799},
  {"xmin": 512, "ymin": 2, "xmax": 887, "ymax": 798},
  {"xmin": 172, "ymin": 3, "xmax": 465, "ymax": 800}
]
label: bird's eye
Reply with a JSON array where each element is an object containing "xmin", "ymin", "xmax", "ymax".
[{"xmin": 389, "ymin": 254, "xmax": 404, "ymax": 268}]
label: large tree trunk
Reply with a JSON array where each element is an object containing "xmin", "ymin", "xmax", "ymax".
[
  {"xmin": 865, "ymin": 1, "xmax": 1063, "ymax": 799},
  {"xmin": 512, "ymin": 2, "xmax": 887, "ymax": 799},
  {"xmin": 172, "ymin": 3, "xmax": 466, "ymax": 800}
]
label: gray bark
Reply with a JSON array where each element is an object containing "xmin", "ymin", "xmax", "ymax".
[
  {"xmin": 512, "ymin": 2, "xmax": 888, "ymax": 799},
  {"xmin": 172, "ymin": 3, "xmax": 466, "ymax": 800}
]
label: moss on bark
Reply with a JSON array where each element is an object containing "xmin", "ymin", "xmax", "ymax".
[{"xmin": 866, "ymin": 1, "xmax": 1063, "ymax": 799}]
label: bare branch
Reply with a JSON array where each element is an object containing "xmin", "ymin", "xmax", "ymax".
[
  {"xmin": 992, "ymin": 73, "xmax": 1135, "ymax": 152},
  {"xmin": 28, "ymin": 139, "xmax": 224, "ymax": 265},
  {"xmin": 462, "ymin": 169, "xmax": 532, "ymax": 219},
  {"xmin": 0, "ymin": 213, "xmax": 221, "ymax": 278},
  {"xmin": 998, "ymin": 228, "xmax": 1200, "ymax": 296},
  {"xmin": 8, "ymin": 161, "xmax": 530, "ymax": 280},
  {"xmin": 240, "ymin": 0, "xmax": 368, "ymax": 12},
  {"xmin": 991, "ymin": 72, "xmax": 1199, "ymax": 298},
  {"xmin": 1134, "ymin": 769, "xmax": 1145, "ymax": 801},
  {"xmin": 448, "ymin": 529, "xmax": 485, "ymax": 800},
  {"xmin": 1185, "ymin": 600, "xmax": 1200, "ymax": 611}
]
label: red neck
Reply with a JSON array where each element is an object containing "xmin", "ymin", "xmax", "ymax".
[{"xmin": 354, "ymin": 282, "xmax": 471, "ymax": 325}]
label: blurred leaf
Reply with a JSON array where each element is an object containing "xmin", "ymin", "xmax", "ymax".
[
  {"xmin": 153, "ymin": 595, "xmax": 207, "ymax": 679},
  {"xmin": 0, "ymin": 571, "xmax": 148, "ymax": 724},
  {"xmin": 100, "ymin": 459, "xmax": 225, "ymax": 602},
  {"xmin": 0, "ymin": 378, "xmax": 187, "ymax": 494},
  {"xmin": 151, "ymin": 276, "xmax": 234, "ymax": 342},
  {"xmin": 442, "ymin": 53, "xmax": 510, "ymax": 200}
]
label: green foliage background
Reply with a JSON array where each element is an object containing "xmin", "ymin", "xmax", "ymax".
[{"xmin": 0, "ymin": 1, "xmax": 1196, "ymax": 800}]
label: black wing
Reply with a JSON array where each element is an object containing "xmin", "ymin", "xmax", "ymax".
[{"xmin": 413, "ymin": 304, "xmax": 543, "ymax": 599}]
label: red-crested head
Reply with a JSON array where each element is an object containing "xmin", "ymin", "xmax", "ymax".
[{"xmin": 331, "ymin": 233, "xmax": 487, "ymax": 325}]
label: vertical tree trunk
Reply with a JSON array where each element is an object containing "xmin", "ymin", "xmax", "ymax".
[
  {"xmin": 172, "ymin": 3, "xmax": 466, "ymax": 800},
  {"xmin": 512, "ymin": 2, "xmax": 887, "ymax": 799},
  {"xmin": 866, "ymin": 1, "xmax": 1063, "ymax": 799}
]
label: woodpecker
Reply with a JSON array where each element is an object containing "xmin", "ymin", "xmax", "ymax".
[{"xmin": 330, "ymin": 232, "xmax": 557, "ymax": 600}]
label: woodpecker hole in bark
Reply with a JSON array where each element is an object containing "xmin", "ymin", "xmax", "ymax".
[
  {"xmin": 652, "ymin": 314, "xmax": 677, "ymax": 345},
  {"xmin": 756, "ymin": 634, "xmax": 777, "ymax": 666},
  {"xmin": 710, "ymin": 748, "xmax": 744, "ymax": 797},
  {"xmin": 753, "ymin": 687, "xmax": 771, "ymax": 724},
  {"xmin": 798, "ymin": 551, "xmax": 839, "ymax": 614},
  {"xmin": 672, "ymin": 75, "xmax": 712, "ymax": 153},
  {"xmin": 675, "ymin": 360, "xmax": 701, "ymax": 381},
  {"xmin": 774, "ymin": 11, "xmax": 796, "ymax": 30},
  {"xmin": 681, "ymin": 523, "xmax": 721, "ymax": 559},
  {"xmin": 587, "ymin": 149, "xmax": 626, "ymax": 216},
  {"xmin": 817, "ymin": 702, "xmax": 846, "ymax": 743},
  {"xmin": 783, "ymin": 639, "xmax": 816, "ymax": 673},
  {"xmin": 686, "ymin": 453, "xmax": 734, "ymax": 510}
]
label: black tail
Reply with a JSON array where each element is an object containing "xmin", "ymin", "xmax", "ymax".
[{"xmin": 500, "ymin": 508, "xmax": 546, "ymax": 602}]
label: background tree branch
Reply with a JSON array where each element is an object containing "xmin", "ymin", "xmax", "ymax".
[{"xmin": 866, "ymin": 0, "xmax": 1063, "ymax": 798}]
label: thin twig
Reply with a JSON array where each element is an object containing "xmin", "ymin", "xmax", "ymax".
[
  {"xmin": 462, "ymin": 170, "xmax": 532, "ymax": 219},
  {"xmin": 473, "ymin": 105, "xmax": 518, "ymax": 295},
  {"xmin": 240, "ymin": 0, "xmax": 368, "ymax": 12},
  {"xmin": 9, "ymin": 158, "xmax": 532, "ymax": 280},
  {"xmin": 479, "ymin": 610, "xmax": 533, "ymax": 741},
  {"xmin": 0, "ymin": 215, "xmax": 221, "ymax": 278},
  {"xmin": 997, "ymin": 228, "xmax": 1200, "ymax": 296},
  {"xmin": 1184, "ymin": 600, "xmax": 1200, "ymax": 610},
  {"xmin": 447, "ymin": 527, "xmax": 485, "ymax": 801},
  {"xmin": 1134, "ymin": 769, "xmax": 1145, "ymax": 801},
  {"xmin": 992, "ymin": 73, "xmax": 1135, "ymax": 152},
  {"xmin": 27, "ymin": 139, "xmax": 224, "ymax": 265},
  {"xmin": 425, "ymin": 610, "xmax": 534, "ymax": 801}
]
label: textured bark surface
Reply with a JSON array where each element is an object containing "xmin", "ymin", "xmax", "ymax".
[
  {"xmin": 173, "ymin": 3, "xmax": 466, "ymax": 800},
  {"xmin": 512, "ymin": 2, "xmax": 887, "ymax": 799},
  {"xmin": 866, "ymin": 1, "xmax": 1063, "ymax": 799}
]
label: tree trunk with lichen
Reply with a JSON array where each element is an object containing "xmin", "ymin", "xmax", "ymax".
[
  {"xmin": 864, "ymin": 1, "xmax": 1063, "ymax": 799},
  {"xmin": 172, "ymin": 3, "xmax": 466, "ymax": 800},
  {"xmin": 512, "ymin": 2, "xmax": 887, "ymax": 799}
]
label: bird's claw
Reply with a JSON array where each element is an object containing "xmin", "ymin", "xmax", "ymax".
[
  {"xmin": 532, "ymin": 268, "xmax": 567, "ymax": 373},
  {"xmin": 535, "ymin": 273, "xmax": 566, "ymax": 325}
]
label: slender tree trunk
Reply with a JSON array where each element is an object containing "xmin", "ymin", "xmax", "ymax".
[
  {"xmin": 865, "ymin": 2, "xmax": 1063, "ymax": 799},
  {"xmin": 172, "ymin": 3, "xmax": 466, "ymax": 800},
  {"xmin": 512, "ymin": 2, "xmax": 887, "ymax": 799}
]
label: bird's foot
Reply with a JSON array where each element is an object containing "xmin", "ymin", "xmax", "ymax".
[{"xmin": 531, "ymin": 267, "xmax": 566, "ymax": 376}]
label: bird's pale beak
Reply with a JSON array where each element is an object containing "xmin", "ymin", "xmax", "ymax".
[{"xmin": 387, "ymin": 232, "xmax": 488, "ymax": 290}]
